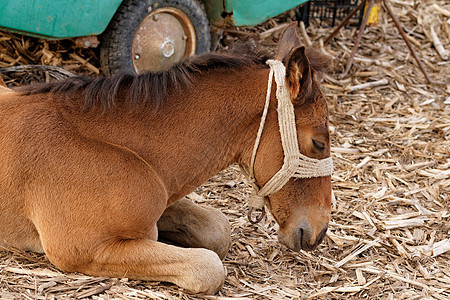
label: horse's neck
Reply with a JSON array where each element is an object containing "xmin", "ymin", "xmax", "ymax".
[{"xmin": 70, "ymin": 67, "xmax": 269, "ymax": 204}]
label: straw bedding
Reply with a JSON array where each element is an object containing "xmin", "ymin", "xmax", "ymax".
[{"xmin": 0, "ymin": 0, "xmax": 448, "ymax": 298}]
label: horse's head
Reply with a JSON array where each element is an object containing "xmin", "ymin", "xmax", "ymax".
[{"xmin": 246, "ymin": 23, "xmax": 332, "ymax": 252}]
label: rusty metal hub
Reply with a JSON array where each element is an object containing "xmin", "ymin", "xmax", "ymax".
[{"xmin": 132, "ymin": 7, "xmax": 196, "ymax": 73}]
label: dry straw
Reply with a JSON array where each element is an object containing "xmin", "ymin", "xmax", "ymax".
[{"xmin": 1, "ymin": 0, "xmax": 449, "ymax": 298}]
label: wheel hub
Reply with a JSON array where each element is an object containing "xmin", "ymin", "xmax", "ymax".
[
  {"xmin": 132, "ymin": 7, "xmax": 196, "ymax": 73},
  {"xmin": 161, "ymin": 41, "xmax": 175, "ymax": 58}
]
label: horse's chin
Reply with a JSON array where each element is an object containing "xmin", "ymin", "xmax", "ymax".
[{"xmin": 278, "ymin": 232, "xmax": 298, "ymax": 251}]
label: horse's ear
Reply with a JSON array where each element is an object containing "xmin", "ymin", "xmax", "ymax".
[
  {"xmin": 274, "ymin": 22, "xmax": 302, "ymax": 61},
  {"xmin": 285, "ymin": 46, "xmax": 313, "ymax": 106}
]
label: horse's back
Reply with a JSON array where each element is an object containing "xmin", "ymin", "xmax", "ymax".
[
  {"xmin": 0, "ymin": 86, "xmax": 13, "ymax": 95},
  {"xmin": 0, "ymin": 77, "xmax": 11, "ymax": 94}
]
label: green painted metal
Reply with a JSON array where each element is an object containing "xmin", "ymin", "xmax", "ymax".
[
  {"xmin": 202, "ymin": 0, "xmax": 226, "ymax": 27},
  {"xmin": 0, "ymin": 0, "xmax": 123, "ymax": 38},
  {"xmin": 0, "ymin": 0, "xmax": 309, "ymax": 39},
  {"xmin": 226, "ymin": 0, "xmax": 309, "ymax": 26},
  {"xmin": 203, "ymin": 0, "xmax": 309, "ymax": 27}
]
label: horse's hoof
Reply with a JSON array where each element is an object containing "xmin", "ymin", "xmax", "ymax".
[{"xmin": 180, "ymin": 248, "xmax": 225, "ymax": 294}]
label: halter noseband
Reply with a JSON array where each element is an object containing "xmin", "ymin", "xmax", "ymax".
[{"xmin": 244, "ymin": 59, "xmax": 333, "ymax": 224}]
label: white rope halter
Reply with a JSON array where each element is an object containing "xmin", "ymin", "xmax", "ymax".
[{"xmin": 245, "ymin": 59, "xmax": 333, "ymax": 222}]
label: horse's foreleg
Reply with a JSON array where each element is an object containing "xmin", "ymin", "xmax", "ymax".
[
  {"xmin": 157, "ymin": 198, "xmax": 231, "ymax": 259},
  {"xmin": 68, "ymin": 239, "xmax": 225, "ymax": 294}
]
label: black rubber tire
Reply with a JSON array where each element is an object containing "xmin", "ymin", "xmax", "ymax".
[{"xmin": 100, "ymin": 0, "xmax": 210, "ymax": 75}]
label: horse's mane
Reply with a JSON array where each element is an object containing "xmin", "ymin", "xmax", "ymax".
[{"xmin": 18, "ymin": 42, "xmax": 329, "ymax": 111}]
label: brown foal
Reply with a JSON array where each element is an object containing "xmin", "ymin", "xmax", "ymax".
[{"xmin": 0, "ymin": 24, "xmax": 332, "ymax": 294}]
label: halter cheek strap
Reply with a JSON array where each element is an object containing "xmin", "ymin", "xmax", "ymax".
[{"xmin": 245, "ymin": 59, "xmax": 333, "ymax": 223}]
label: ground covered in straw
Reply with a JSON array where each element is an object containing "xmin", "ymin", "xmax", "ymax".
[{"xmin": 0, "ymin": 0, "xmax": 449, "ymax": 299}]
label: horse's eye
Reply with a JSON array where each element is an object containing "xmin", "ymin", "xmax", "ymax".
[{"xmin": 312, "ymin": 139, "xmax": 325, "ymax": 151}]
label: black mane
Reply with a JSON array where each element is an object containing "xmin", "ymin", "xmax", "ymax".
[
  {"xmin": 17, "ymin": 42, "xmax": 329, "ymax": 111},
  {"xmin": 18, "ymin": 42, "xmax": 272, "ymax": 111}
]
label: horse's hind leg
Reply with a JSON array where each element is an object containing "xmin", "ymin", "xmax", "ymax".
[
  {"xmin": 157, "ymin": 198, "xmax": 231, "ymax": 259},
  {"xmin": 49, "ymin": 238, "xmax": 225, "ymax": 294}
]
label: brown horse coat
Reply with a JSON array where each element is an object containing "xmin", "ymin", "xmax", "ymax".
[{"xmin": 0, "ymin": 24, "xmax": 332, "ymax": 294}]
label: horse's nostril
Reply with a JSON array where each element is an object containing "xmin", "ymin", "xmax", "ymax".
[
  {"xmin": 315, "ymin": 226, "xmax": 328, "ymax": 247},
  {"xmin": 298, "ymin": 225, "xmax": 328, "ymax": 251},
  {"xmin": 298, "ymin": 227, "xmax": 314, "ymax": 251}
]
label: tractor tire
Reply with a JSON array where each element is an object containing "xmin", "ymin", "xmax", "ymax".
[{"xmin": 100, "ymin": 0, "xmax": 210, "ymax": 75}]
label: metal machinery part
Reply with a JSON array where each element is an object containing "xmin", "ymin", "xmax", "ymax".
[{"xmin": 132, "ymin": 7, "xmax": 196, "ymax": 73}]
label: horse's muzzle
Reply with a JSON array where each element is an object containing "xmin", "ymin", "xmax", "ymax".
[
  {"xmin": 299, "ymin": 225, "xmax": 328, "ymax": 251},
  {"xmin": 279, "ymin": 224, "xmax": 328, "ymax": 252}
]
